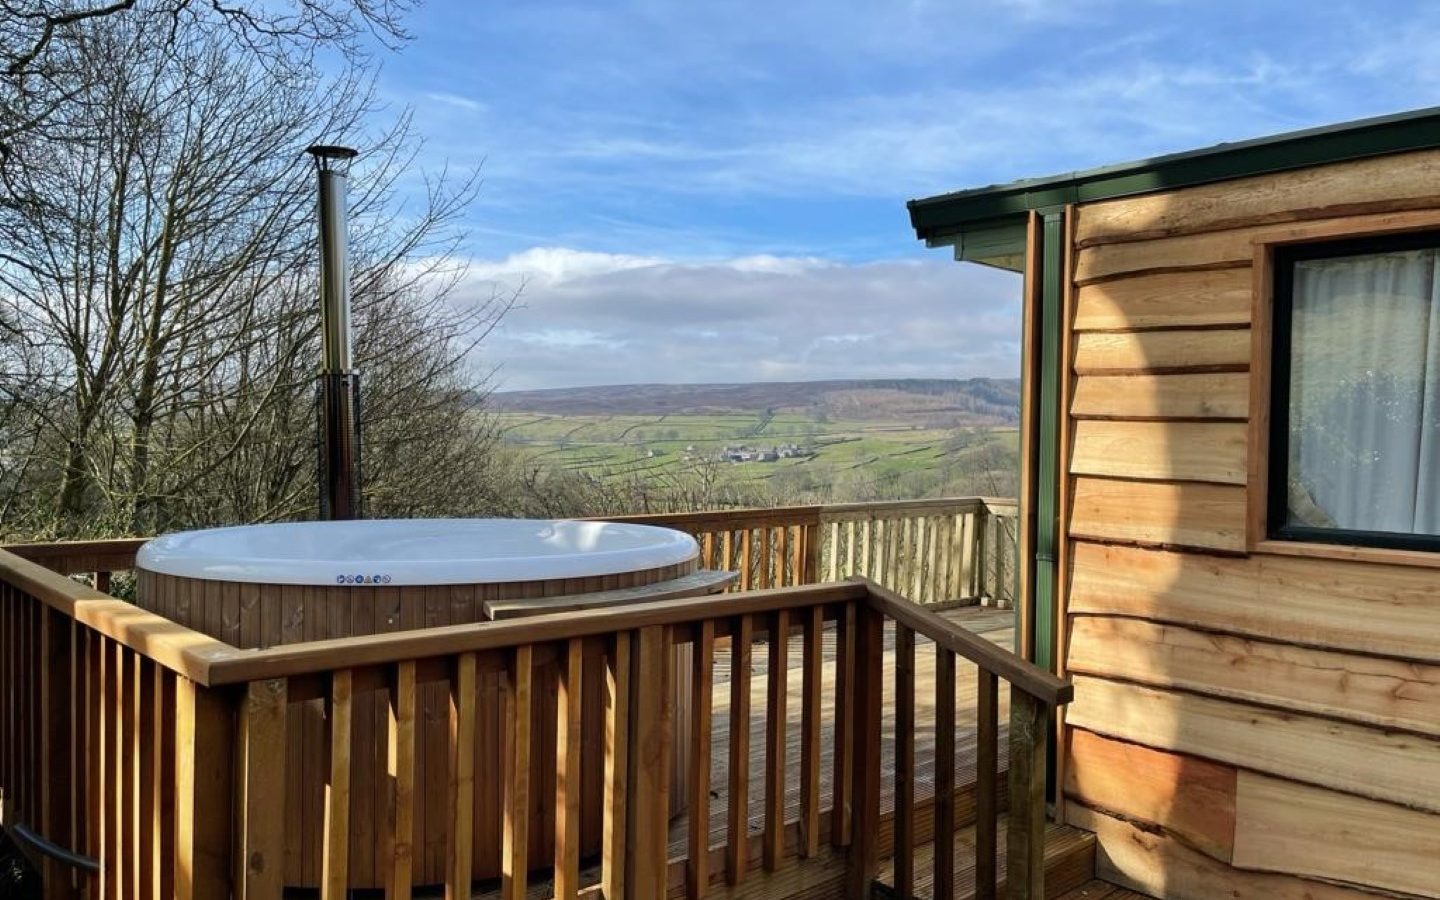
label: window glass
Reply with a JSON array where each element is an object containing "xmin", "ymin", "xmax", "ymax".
[{"xmin": 1279, "ymin": 245, "xmax": 1440, "ymax": 543}]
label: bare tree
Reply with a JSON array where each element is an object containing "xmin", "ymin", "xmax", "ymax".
[
  {"xmin": 1, "ymin": 0, "xmax": 413, "ymax": 167},
  {"xmin": 0, "ymin": 12, "xmax": 514, "ymax": 539}
]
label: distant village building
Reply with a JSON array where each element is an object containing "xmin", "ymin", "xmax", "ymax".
[{"xmin": 717, "ymin": 443, "xmax": 814, "ymax": 464}]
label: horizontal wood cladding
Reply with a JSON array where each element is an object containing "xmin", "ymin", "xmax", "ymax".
[
  {"xmin": 1063, "ymin": 729, "xmax": 1235, "ymax": 862},
  {"xmin": 1068, "ymin": 805, "xmax": 1395, "ymax": 900},
  {"xmin": 1066, "ymin": 616, "xmax": 1440, "ymax": 737},
  {"xmin": 1076, "ymin": 232, "xmax": 1252, "ymax": 284},
  {"xmin": 1066, "ymin": 674, "xmax": 1440, "ymax": 815},
  {"xmin": 1073, "ymin": 268, "xmax": 1252, "ymax": 331},
  {"xmin": 1069, "ymin": 479, "xmax": 1247, "ymax": 552},
  {"xmin": 1074, "ymin": 148, "xmax": 1440, "ymax": 245},
  {"xmin": 1071, "ymin": 373, "xmax": 1249, "ymax": 420},
  {"xmin": 1076, "ymin": 206, "xmax": 1440, "ymax": 284},
  {"xmin": 1233, "ymin": 771, "xmax": 1440, "ymax": 899},
  {"xmin": 1068, "ymin": 542, "xmax": 1440, "ymax": 662},
  {"xmin": 1070, "ymin": 421, "xmax": 1246, "ymax": 485},
  {"xmin": 1073, "ymin": 328, "xmax": 1250, "ymax": 374}
]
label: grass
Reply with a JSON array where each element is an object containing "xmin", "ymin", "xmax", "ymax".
[{"xmin": 494, "ymin": 411, "xmax": 1019, "ymax": 496}]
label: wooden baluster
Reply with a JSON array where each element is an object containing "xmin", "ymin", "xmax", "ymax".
[
  {"xmin": 799, "ymin": 606, "xmax": 822, "ymax": 858},
  {"xmin": 759, "ymin": 527, "xmax": 773, "ymax": 589},
  {"xmin": 739, "ymin": 529, "xmax": 753, "ymax": 591},
  {"xmin": 844, "ymin": 603, "xmax": 883, "ymax": 897},
  {"xmin": 933, "ymin": 649, "xmax": 957, "ymax": 900},
  {"xmin": 1, "ymin": 588, "xmax": 9, "ymax": 811},
  {"xmin": 763, "ymin": 610, "xmax": 788, "ymax": 871},
  {"xmin": 877, "ymin": 519, "xmax": 891, "ymax": 589},
  {"xmin": 127, "ymin": 649, "xmax": 141, "ymax": 899},
  {"xmin": 321, "ymin": 670, "xmax": 353, "ymax": 900},
  {"xmin": 152, "ymin": 667, "xmax": 176, "ymax": 900},
  {"xmin": 106, "ymin": 641, "xmax": 120, "ymax": 900},
  {"xmin": 1007, "ymin": 690, "xmax": 1048, "ymax": 900},
  {"xmin": 237, "ymin": 678, "xmax": 288, "ymax": 900},
  {"xmin": 702, "ymin": 532, "xmax": 716, "ymax": 570},
  {"xmin": 174, "ymin": 677, "xmax": 235, "ymax": 900},
  {"xmin": 39, "ymin": 607, "xmax": 76, "ymax": 897},
  {"xmin": 829, "ymin": 518, "xmax": 840, "ymax": 581},
  {"xmin": 721, "ymin": 530, "xmax": 734, "ymax": 587},
  {"xmin": 687, "ymin": 621, "xmax": 715, "ymax": 899},
  {"xmin": 976, "ymin": 669, "xmax": 998, "ymax": 900},
  {"xmin": 502, "ymin": 646, "xmax": 533, "ymax": 900},
  {"xmin": 935, "ymin": 516, "xmax": 953, "ymax": 605},
  {"xmin": 555, "ymin": 639, "xmax": 584, "ymax": 900},
  {"xmin": 974, "ymin": 509, "xmax": 989, "ymax": 601},
  {"xmin": 725, "ymin": 615, "xmax": 752, "ymax": 884},
  {"xmin": 628, "ymin": 625, "xmax": 673, "ymax": 899},
  {"xmin": 448, "ymin": 654, "xmax": 478, "ymax": 900},
  {"xmin": 859, "ymin": 518, "xmax": 872, "ymax": 581},
  {"xmin": 917, "ymin": 516, "xmax": 931, "ymax": 603},
  {"xmin": 844, "ymin": 520, "xmax": 857, "ymax": 579},
  {"xmin": 138, "ymin": 659, "xmax": 155, "ymax": 900},
  {"xmin": 384, "ymin": 661, "xmax": 417, "ymax": 900},
  {"xmin": 894, "ymin": 624, "xmax": 916, "ymax": 897},
  {"xmin": 86, "ymin": 632, "xmax": 102, "ymax": 897},
  {"xmin": 830, "ymin": 602, "xmax": 854, "ymax": 848},
  {"xmin": 775, "ymin": 526, "xmax": 789, "ymax": 587},
  {"xmin": 602, "ymin": 632, "xmax": 631, "ymax": 900},
  {"xmin": 95, "ymin": 571, "xmax": 112, "ymax": 596}
]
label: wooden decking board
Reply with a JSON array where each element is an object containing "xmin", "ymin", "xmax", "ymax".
[{"xmin": 875, "ymin": 820, "xmax": 1095, "ymax": 900}]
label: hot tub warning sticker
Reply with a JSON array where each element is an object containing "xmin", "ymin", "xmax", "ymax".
[{"xmin": 337, "ymin": 573, "xmax": 394, "ymax": 585}]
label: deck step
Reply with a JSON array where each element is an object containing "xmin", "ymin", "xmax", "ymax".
[{"xmin": 875, "ymin": 818, "xmax": 1096, "ymax": 900}]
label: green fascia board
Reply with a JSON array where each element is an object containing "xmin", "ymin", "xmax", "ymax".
[{"xmin": 908, "ymin": 105, "xmax": 1440, "ymax": 241}]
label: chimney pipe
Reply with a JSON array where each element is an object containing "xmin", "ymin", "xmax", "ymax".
[{"xmin": 308, "ymin": 144, "xmax": 362, "ymax": 520}]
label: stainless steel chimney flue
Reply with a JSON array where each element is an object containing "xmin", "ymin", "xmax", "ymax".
[{"xmin": 308, "ymin": 144, "xmax": 362, "ymax": 520}]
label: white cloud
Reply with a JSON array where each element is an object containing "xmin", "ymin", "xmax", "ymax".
[
  {"xmin": 422, "ymin": 91, "xmax": 488, "ymax": 113},
  {"xmin": 462, "ymin": 248, "xmax": 1023, "ymax": 391},
  {"xmin": 466, "ymin": 247, "xmax": 666, "ymax": 287}
]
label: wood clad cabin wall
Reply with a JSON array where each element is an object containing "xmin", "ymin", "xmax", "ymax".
[{"xmin": 1059, "ymin": 149, "xmax": 1440, "ymax": 900}]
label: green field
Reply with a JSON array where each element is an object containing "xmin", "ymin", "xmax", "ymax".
[{"xmin": 494, "ymin": 410, "xmax": 1019, "ymax": 500}]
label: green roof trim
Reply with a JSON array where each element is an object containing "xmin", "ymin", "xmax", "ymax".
[{"xmin": 908, "ymin": 105, "xmax": 1440, "ymax": 242}]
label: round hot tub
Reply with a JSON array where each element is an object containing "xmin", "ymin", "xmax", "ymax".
[{"xmin": 135, "ymin": 518, "xmax": 711, "ymax": 890}]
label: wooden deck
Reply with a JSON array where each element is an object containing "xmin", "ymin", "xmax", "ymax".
[{"xmin": 460, "ymin": 604, "xmax": 1025, "ymax": 900}]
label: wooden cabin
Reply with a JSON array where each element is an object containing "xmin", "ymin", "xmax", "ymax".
[{"xmin": 908, "ymin": 107, "xmax": 1440, "ymax": 900}]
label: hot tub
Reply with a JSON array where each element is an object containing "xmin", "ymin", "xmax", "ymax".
[{"xmin": 134, "ymin": 518, "xmax": 720, "ymax": 890}]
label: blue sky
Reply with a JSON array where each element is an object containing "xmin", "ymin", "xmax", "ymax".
[{"xmin": 366, "ymin": 1, "xmax": 1440, "ymax": 389}]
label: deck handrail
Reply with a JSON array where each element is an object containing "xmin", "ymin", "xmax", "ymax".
[
  {"xmin": 0, "ymin": 545, "xmax": 233, "ymax": 683},
  {"xmin": 863, "ymin": 579, "xmax": 1072, "ymax": 707},
  {"xmin": 200, "ymin": 580, "xmax": 868, "ymax": 686}
]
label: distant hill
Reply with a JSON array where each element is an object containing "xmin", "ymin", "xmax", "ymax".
[{"xmin": 491, "ymin": 378, "xmax": 1020, "ymax": 426}]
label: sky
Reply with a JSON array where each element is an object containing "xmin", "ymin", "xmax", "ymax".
[{"xmin": 367, "ymin": 0, "xmax": 1440, "ymax": 390}]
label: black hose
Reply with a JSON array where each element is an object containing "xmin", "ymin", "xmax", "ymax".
[{"xmin": 6, "ymin": 824, "xmax": 98, "ymax": 875}]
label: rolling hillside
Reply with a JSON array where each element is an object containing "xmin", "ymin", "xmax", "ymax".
[{"xmin": 491, "ymin": 378, "xmax": 1019, "ymax": 427}]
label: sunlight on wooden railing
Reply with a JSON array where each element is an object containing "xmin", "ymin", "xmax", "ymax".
[
  {"xmin": 0, "ymin": 496, "xmax": 1052, "ymax": 900},
  {"xmin": 613, "ymin": 496, "xmax": 1018, "ymax": 605}
]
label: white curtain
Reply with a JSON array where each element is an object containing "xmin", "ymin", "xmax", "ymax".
[{"xmin": 1288, "ymin": 248, "xmax": 1440, "ymax": 536}]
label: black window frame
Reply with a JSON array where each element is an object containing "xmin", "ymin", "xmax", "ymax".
[{"xmin": 1269, "ymin": 229, "xmax": 1440, "ymax": 552}]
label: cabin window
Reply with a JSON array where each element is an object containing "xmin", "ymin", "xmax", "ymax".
[{"xmin": 1270, "ymin": 232, "xmax": 1440, "ymax": 550}]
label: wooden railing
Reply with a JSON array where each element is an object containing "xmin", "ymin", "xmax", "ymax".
[
  {"xmin": 1, "ymin": 496, "xmax": 1018, "ymax": 609},
  {"xmin": 612, "ymin": 496, "xmax": 1018, "ymax": 606},
  {"xmin": 0, "ymin": 534, "xmax": 1067, "ymax": 900}
]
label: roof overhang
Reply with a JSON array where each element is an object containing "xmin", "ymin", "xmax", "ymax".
[{"xmin": 908, "ymin": 105, "xmax": 1440, "ymax": 248}]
